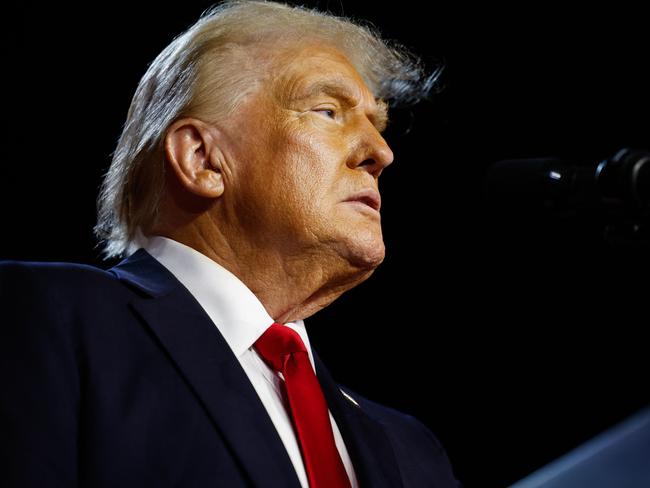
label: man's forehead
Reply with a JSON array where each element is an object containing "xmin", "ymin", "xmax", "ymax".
[{"xmin": 274, "ymin": 44, "xmax": 369, "ymax": 92}]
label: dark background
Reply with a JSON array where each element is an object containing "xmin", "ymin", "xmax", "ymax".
[{"xmin": 2, "ymin": 2, "xmax": 648, "ymax": 486}]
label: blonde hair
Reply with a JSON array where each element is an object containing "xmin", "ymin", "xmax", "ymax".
[{"xmin": 95, "ymin": 0, "xmax": 441, "ymax": 259}]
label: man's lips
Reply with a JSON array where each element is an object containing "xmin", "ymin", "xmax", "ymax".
[{"xmin": 344, "ymin": 189, "xmax": 381, "ymax": 212}]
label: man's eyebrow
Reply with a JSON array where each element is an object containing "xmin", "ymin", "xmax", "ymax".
[
  {"xmin": 293, "ymin": 79, "xmax": 390, "ymax": 132},
  {"xmin": 292, "ymin": 79, "xmax": 357, "ymax": 103}
]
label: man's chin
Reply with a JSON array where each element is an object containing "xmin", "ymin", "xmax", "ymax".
[{"xmin": 343, "ymin": 234, "xmax": 386, "ymax": 270}]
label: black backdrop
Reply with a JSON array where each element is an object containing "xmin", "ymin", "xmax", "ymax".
[{"xmin": 2, "ymin": 2, "xmax": 648, "ymax": 486}]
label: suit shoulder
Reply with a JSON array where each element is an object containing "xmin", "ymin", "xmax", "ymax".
[
  {"xmin": 0, "ymin": 258, "xmax": 117, "ymax": 291},
  {"xmin": 0, "ymin": 258, "xmax": 131, "ymax": 317}
]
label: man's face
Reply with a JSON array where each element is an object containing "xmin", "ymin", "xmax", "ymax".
[{"xmin": 219, "ymin": 44, "xmax": 394, "ymax": 271}]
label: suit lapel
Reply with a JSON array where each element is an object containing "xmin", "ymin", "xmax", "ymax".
[
  {"xmin": 110, "ymin": 249, "xmax": 301, "ymax": 488},
  {"xmin": 313, "ymin": 350, "xmax": 404, "ymax": 488}
]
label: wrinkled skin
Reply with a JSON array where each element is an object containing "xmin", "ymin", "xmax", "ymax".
[{"xmin": 156, "ymin": 43, "xmax": 394, "ymax": 323}]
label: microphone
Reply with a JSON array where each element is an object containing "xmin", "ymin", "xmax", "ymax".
[{"xmin": 485, "ymin": 148, "xmax": 650, "ymax": 218}]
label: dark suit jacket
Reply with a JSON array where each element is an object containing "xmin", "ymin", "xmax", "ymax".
[{"xmin": 0, "ymin": 249, "xmax": 460, "ymax": 487}]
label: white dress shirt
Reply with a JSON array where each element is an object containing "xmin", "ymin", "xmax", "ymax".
[{"xmin": 144, "ymin": 236, "xmax": 358, "ymax": 488}]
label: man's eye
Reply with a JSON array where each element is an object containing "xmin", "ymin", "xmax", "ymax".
[{"xmin": 315, "ymin": 108, "xmax": 336, "ymax": 119}]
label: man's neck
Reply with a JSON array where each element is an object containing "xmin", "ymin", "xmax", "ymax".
[{"xmin": 153, "ymin": 224, "xmax": 372, "ymax": 323}]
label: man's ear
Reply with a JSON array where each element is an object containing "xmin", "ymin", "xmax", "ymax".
[{"xmin": 164, "ymin": 118, "xmax": 225, "ymax": 199}]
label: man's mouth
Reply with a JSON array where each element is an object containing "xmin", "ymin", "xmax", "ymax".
[{"xmin": 344, "ymin": 189, "xmax": 381, "ymax": 212}]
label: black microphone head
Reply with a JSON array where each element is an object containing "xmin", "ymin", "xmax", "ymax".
[{"xmin": 597, "ymin": 148, "xmax": 650, "ymax": 212}]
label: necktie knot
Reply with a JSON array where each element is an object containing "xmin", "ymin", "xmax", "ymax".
[{"xmin": 254, "ymin": 322, "xmax": 308, "ymax": 373}]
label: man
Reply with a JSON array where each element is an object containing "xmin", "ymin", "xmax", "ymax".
[{"xmin": 1, "ymin": 1, "xmax": 459, "ymax": 486}]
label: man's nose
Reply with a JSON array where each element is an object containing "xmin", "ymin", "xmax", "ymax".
[{"xmin": 348, "ymin": 122, "xmax": 395, "ymax": 178}]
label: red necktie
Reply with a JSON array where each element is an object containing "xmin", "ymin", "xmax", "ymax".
[{"xmin": 254, "ymin": 322, "xmax": 352, "ymax": 488}]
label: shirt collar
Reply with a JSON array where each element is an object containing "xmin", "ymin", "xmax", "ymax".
[{"xmin": 143, "ymin": 236, "xmax": 315, "ymax": 367}]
